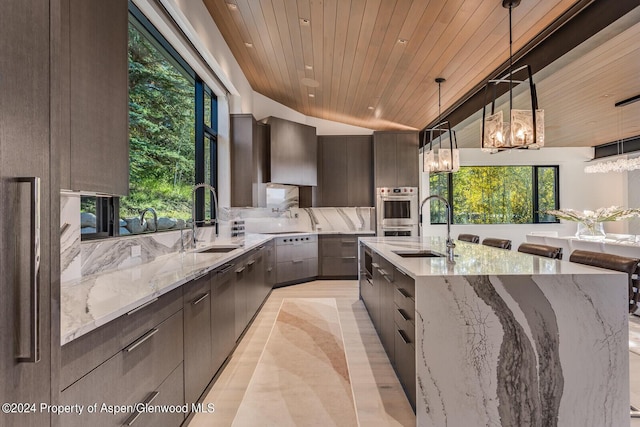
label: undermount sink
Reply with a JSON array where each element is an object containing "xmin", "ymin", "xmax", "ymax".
[
  {"xmin": 392, "ymin": 250, "xmax": 443, "ymax": 258},
  {"xmin": 195, "ymin": 246, "xmax": 239, "ymax": 254}
]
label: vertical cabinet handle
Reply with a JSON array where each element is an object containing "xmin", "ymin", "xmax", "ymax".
[{"xmin": 17, "ymin": 177, "xmax": 40, "ymax": 364}]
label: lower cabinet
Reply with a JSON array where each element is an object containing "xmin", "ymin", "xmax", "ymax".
[
  {"xmin": 59, "ymin": 310, "xmax": 184, "ymax": 427},
  {"xmin": 183, "ymin": 272, "xmax": 213, "ymax": 405},
  {"xmin": 59, "ymin": 242, "xmax": 276, "ymax": 427},
  {"xmin": 211, "ymin": 263, "xmax": 236, "ymax": 375},
  {"xmin": 319, "ymin": 234, "xmax": 367, "ymax": 279},
  {"xmin": 360, "ymin": 248, "xmax": 416, "ymax": 411},
  {"xmin": 275, "ymin": 234, "xmax": 318, "ymax": 285}
]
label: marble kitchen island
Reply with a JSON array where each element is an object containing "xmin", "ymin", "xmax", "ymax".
[{"xmin": 359, "ymin": 237, "xmax": 629, "ymax": 427}]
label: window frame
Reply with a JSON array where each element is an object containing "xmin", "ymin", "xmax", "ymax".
[{"xmin": 429, "ymin": 165, "xmax": 560, "ymax": 225}]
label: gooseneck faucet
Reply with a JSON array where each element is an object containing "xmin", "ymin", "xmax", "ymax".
[
  {"xmin": 139, "ymin": 207, "xmax": 158, "ymax": 232},
  {"xmin": 191, "ymin": 183, "xmax": 220, "ymax": 246},
  {"xmin": 419, "ymin": 195, "xmax": 455, "ymax": 262}
]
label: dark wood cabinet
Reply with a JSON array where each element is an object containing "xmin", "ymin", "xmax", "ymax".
[
  {"xmin": 65, "ymin": 0, "xmax": 129, "ymax": 195},
  {"xmin": 360, "ymin": 248, "xmax": 416, "ymax": 411},
  {"xmin": 183, "ymin": 273, "xmax": 213, "ymax": 405},
  {"xmin": 230, "ymin": 114, "xmax": 268, "ymax": 207},
  {"xmin": 234, "ymin": 254, "xmax": 250, "ymax": 341},
  {"xmin": 265, "ymin": 117, "xmax": 317, "ymax": 186},
  {"xmin": 319, "ymin": 234, "xmax": 370, "ymax": 278},
  {"xmin": 317, "ymin": 135, "xmax": 373, "ymax": 207},
  {"xmin": 373, "ymin": 131, "xmax": 419, "ymax": 188},
  {"xmin": 211, "ymin": 263, "xmax": 236, "ymax": 375},
  {"xmin": 1, "ymin": 1, "xmax": 56, "ymax": 425},
  {"xmin": 275, "ymin": 234, "xmax": 318, "ymax": 286},
  {"xmin": 60, "ymin": 310, "xmax": 184, "ymax": 427}
]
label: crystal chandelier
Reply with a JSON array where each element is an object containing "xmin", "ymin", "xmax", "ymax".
[
  {"xmin": 481, "ymin": 0, "xmax": 544, "ymax": 153},
  {"xmin": 584, "ymin": 156, "xmax": 640, "ymax": 173},
  {"xmin": 423, "ymin": 77, "xmax": 460, "ymax": 174}
]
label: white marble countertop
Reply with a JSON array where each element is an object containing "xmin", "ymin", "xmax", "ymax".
[
  {"xmin": 359, "ymin": 236, "xmax": 623, "ymax": 278},
  {"xmin": 61, "ymin": 230, "xmax": 375, "ymax": 345},
  {"xmin": 60, "ymin": 234, "xmax": 272, "ymax": 345}
]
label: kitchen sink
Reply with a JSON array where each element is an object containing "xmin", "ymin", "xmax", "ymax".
[
  {"xmin": 195, "ymin": 246, "xmax": 239, "ymax": 254},
  {"xmin": 392, "ymin": 250, "xmax": 443, "ymax": 258}
]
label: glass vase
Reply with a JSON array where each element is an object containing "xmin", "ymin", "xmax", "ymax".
[{"xmin": 575, "ymin": 221, "xmax": 606, "ymax": 241}]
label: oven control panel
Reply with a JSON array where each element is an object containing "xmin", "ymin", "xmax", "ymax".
[{"xmin": 376, "ymin": 187, "xmax": 417, "ymax": 196}]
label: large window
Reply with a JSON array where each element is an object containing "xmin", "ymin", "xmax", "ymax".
[
  {"xmin": 429, "ymin": 166, "xmax": 559, "ymax": 225},
  {"xmin": 81, "ymin": 5, "xmax": 217, "ymax": 239}
]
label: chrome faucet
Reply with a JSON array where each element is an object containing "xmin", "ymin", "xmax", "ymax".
[
  {"xmin": 419, "ymin": 195, "xmax": 455, "ymax": 262},
  {"xmin": 191, "ymin": 183, "xmax": 220, "ymax": 246},
  {"xmin": 139, "ymin": 207, "xmax": 158, "ymax": 232}
]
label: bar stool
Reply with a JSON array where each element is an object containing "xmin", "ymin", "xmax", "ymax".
[
  {"xmin": 458, "ymin": 233, "xmax": 480, "ymax": 244},
  {"xmin": 569, "ymin": 249, "xmax": 640, "ymax": 313},
  {"xmin": 517, "ymin": 243, "xmax": 563, "ymax": 259},
  {"xmin": 482, "ymin": 238, "xmax": 512, "ymax": 250}
]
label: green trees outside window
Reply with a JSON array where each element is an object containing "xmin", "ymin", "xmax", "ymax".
[
  {"xmin": 429, "ymin": 166, "xmax": 559, "ymax": 224},
  {"xmin": 123, "ymin": 21, "xmax": 195, "ymax": 221}
]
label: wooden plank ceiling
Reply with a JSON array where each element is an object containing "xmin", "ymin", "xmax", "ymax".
[{"xmin": 204, "ymin": 0, "xmax": 579, "ymax": 132}]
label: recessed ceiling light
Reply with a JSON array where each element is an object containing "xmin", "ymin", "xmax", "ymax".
[
  {"xmin": 398, "ymin": 38, "xmax": 408, "ymax": 44},
  {"xmin": 226, "ymin": 3, "xmax": 238, "ymax": 10},
  {"xmin": 305, "ymin": 65, "xmax": 313, "ymax": 70},
  {"xmin": 308, "ymin": 93, "xmax": 315, "ymax": 98},
  {"xmin": 300, "ymin": 18, "xmax": 310, "ymax": 25},
  {"xmin": 244, "ymin": 42, "xmax": 253, "ymax": 48},
  {"xmin": 367, "ymin": 106, "xmax": 374, "ymax": 110}
]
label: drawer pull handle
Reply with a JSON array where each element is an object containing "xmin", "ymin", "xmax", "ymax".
[
  {"xmin": 397, "ymin": 329, "xmax": 411, "ymax": 345},
  {"xmin": 292, "ymin": 259, "xmax": 304, "ymax": 264},
  {"xmin": 127, "ymin": 298, "xmax": 159, "ymax": 316},
  {"xmin": 371, "ymin": 262, "xmax": 379, "ymax": 269},
  {"xmin": 235, "ymin": 267, "xmax": 245, "ymax": 274},
  {"xmin": 122, "ymin": 391, "xmax": 159, "ymax": 426},
  {"xmin": 124, "ymin": 328, "xmax": 158, "ymax": 353},
  {"xmin": 396, "ymin": 288, "xmax": 410, "ymax": 298},
  {"xmin": 366, "ymin": 278, "xmax": 373, "ymax": 286},
  {"xmin": 267, "ymin": 267, "xmax": 273, "ymax": 272},
  {"xmin": 341, "ymin": 240, "xmax": 356, "ymax": 244},
  {"xmin": 343, "ymin": 256, "xmax": 357, "ymax": 260},
  {"xmin": 397, "ymin": 268, "xmax": 408, "ymax": 277},
  {"xmin": 193, "ymin": 271, "xmax": 209, "ymax": 281},
  {"xmin": 247, "ymin": 260, "xmax": 256, "ymax": 266},
  {"xmin": 397, "ymin": 308, "xmax": 410, "ymax": 321},
  {"xmin": 217, "ymin": 264, "xmax": 235, "ymax": 274},
  {"xmin": 383, "ymin": 274, "xmax": 393, "ymax": 283},
  {"xmin": 192, "ymin": 292, "xmax": 210, "ymax": 306}
]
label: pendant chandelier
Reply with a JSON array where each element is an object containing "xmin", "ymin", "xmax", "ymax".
[
  {"xmin": 481, "ymin": 0, "xmax": 544, "ymax": 153},
  {"xmin": 424, "ymin": 77, "xmax": 460, "ymax": 173}
]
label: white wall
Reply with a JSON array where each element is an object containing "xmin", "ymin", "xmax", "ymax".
[{"xmin": 420, "ymin": 147, "xmax": 629, "ymax": 249}]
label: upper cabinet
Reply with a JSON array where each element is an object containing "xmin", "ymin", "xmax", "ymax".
[
  {"xmin": 265, "ymin": 117, "xmax": 317, "ymax": 186},
  {"xmin": 373, "ymin": 131, "xmax": 419, "ymax": 188},
  {"xmin": 61, "ymin": 0, "xmax": 129, "ymax": 195},
  {"xmin": 317, "ymin": 135, "xmax": 373, "ymax": 207},
  {"xmin": 230, "ymin": 114, "xmax": 268, "ymax": 207}
]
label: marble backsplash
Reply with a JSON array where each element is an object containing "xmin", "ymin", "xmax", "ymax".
[{"xmin": 61, "ymin": 192, "xmax": 375, "ymax": 284}]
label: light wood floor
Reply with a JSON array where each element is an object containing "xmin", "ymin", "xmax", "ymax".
[{"xmin": 188, "ymin": 280, "xmax": 415, "ymax": 427}]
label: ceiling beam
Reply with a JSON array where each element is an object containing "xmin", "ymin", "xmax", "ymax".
[{"xmin": 421, "ymin": 0, "xmax": 640, "ymax": 145}]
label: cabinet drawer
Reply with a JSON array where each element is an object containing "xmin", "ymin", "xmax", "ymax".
[
  {"xmin": 394, "ymin": 306, "xmax": 415, "ymax": 344},
  {"xmin": 276, "ymin": 240, "xmax": 318, "ymax": 262},
  {"xmin": 321, "ymin": 256, "xmax": 357, "ymax": 277},
  {"xmin": 123, "ymin": 363, "xmax": 185, "ymax": 427},
  {"xmin": 61, "ymin": 286, "xmax": 183, "ymax": 390},
  {"xmin": 59, "ymin": 310, "xmax": 184, "ymax": 426},
  {"xmin": 276, "ymin": 258, "xmax": 317, "ymax": 283},
  {"xmin": 394, "ymin": 285, "xmax": 415, "ymax": 317},
  {"xmin": 394, "ymin": 329, "xmax": 416, "ymax": 411},
  {"xmin": 320, "ymin": 235, "xmax": 358, "ymax": 257},
  {"xmin": 394, "ymin": 267, "xmax": 415, "ymax": 299},
  {"xmin": 372, "ymin": 254, "xmax": 395, "ymax": 283}
]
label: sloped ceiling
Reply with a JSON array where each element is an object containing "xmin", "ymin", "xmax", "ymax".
[{"xmin": 205, "ymin": 0, "xmax": 639, "ymax": 147}]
